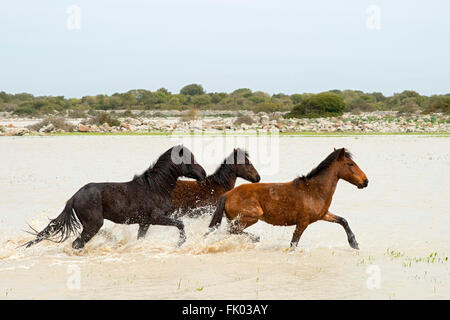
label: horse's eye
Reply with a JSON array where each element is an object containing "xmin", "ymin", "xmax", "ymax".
[{"xmin": 348, "ymin": 163, "xmax": 354, "ymax": 167}]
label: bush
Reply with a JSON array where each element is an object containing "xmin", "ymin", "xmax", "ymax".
[
  {"xmin": 86, "ymin": 112, "xmax": 121, "ymax": 127},
  {"xmin": 180, "ymin": 84, "xmax": 204, "ymax": 96},
  {"xmin": 180, "ymin": 108, "xmax": 199, "ymax": 121},
  {"xmin": 27, "ymin": 117, "xmax": 75, "ymax": 132},
  {"xmin": 397, "ymin": 103, "xmax": 420, "ymax": 115},
  {"xmin": 290, "ymin": 94, "xmax": 304, "ymax": 105},
  {"xmin": 234, "ymin": 114, "xmax": 255, "ymax": 126},
  {"xmin": 118, "ymin": 110, "xmax": 134, "ymax": 118},
  {"xmin": 285, "ymin": 92, "xmax": 346, "ymax": 118},
  {"xmin": 191, "ymin": 94, "xmax": 211, "ymax": 108},
  {"xmin": 423, "ymin": 97, "xmax": 450, "ymax": 114},
  {"xmin": 253, "ymin": 102, "xmax": 281, "ymax": 113},
  {"xmin": 68, "ymin": 109, "xmax": 88, "ymax": 118}
]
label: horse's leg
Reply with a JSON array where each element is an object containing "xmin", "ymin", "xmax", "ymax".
[
  {"xmin": 72, "ymin": 220, "xmax": 103, "ymax": 249},
  {"xmin": 149, "ymin": 212, "xmax": 186, "ymax": 246},
  {"xmin": 227, "ymin": 203, "xmax": 263, "ymax": 242},
  {"xmin": 321, "ymin": 211, "xmax": 359, "ymax": 250},
  {"xmin": 137, "ymin": 224, "xmax": 150, "ymax": 239},
  {"xmin": 290, "ymin": 221, "xmax": 308, "ymax": 247},
  {"xmin": 229, "ymin": 217, "xmax": 260, "ymax": 242},
  {"xmin": 72, "ymin": 201, "xmax": 104, "ymax": 249}
]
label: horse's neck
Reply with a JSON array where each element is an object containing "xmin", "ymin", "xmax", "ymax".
[
  {"xmin": 209, "ymin": 166, "xmax": 237, "ymax": 190},
  {"xmin": 146, "ymin": 164, "xmax": 180, "ymax": 193},
  {"xmin": 306, "ymin": 166, "xmax": 339, "ymax": 204}
]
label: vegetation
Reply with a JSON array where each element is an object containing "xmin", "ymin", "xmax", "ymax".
[
  {"xmin": 0, "ymin": 86, "xmax": 448, "ymax": 117},
  {"xmin": 85, "ymin": 112, "xmax": 121, "ymax": 127},
  {"xmin": 180, "ymin": 108, "xmax": 199, "ymax": 121},
  {"xmin": 27, "ymin": 117, "xmax": 74, "ymax": 132},
  {"xmin": 234, "ymin": 114, "xmax": 255, "ymax": 126},
  {"xmin": 285, "ymin": 92, "xmax": 345, "ymax": 118}
]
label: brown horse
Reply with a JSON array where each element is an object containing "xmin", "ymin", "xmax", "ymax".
[
  {"xmin": 169, "ymin": 149, "xmax": 260, "ymax": 218},
  {"xmin": 207, "ymin": 148, "xmax": 368, "ymax": 249}
]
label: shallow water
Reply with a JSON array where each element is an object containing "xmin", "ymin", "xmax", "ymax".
[{"xmin": 0, "ymin": 135, "xmax": 449, "ymax": 299}]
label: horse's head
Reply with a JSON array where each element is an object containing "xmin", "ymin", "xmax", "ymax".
[
  {"xmin": 232, "ymin": 148, "xmax": 261, "ymax": 183},
  {"xmin": 171, "ymin": 145, "xmax": 207, "ymax": 182},
  {"xmin": 334, "ymin": 148, "xmax": 368, "ymax": 189}
]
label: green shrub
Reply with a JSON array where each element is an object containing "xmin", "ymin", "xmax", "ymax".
[
  {"xmin": 285, "ymin": 92, "xmax": 346, "ymax": 118},
  {"xmin": 253, "ymin": 102, "xmax": 281, "ymax": 113},
  {"xmin": 423, "ymin": 97, "xmax": 450, "ymax": 114},
  {"xmin": 397, "ymin": 103, "xmax": 420, "ymax": 115},
  {"xmin": 118, "ymin": 110, "xmax": 134, "ymax": 118},
  {"xmin": 87, "ymin": 112, "xmax": 120, "ymax": 127},
  {"xmin": 180, "ymin": 84, "xmax": 204, "ymax": 96}
]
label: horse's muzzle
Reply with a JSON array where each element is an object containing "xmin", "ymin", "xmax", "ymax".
[
  {"xmin": 252, "ymin": 175, "xmax": 261, "ymax": 183},
  {"xmin": 196, "ymin": 169, "xmax": 207, "ymax": 181},
  {"xmin": 358, "ymin": 178, "xmax": 369, "ymax": 189}
]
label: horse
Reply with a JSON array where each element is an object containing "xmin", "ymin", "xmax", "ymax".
[
  {"xmin": 207, "ymin": 148, "xmax": 368, "ymax": 249},
  {"xmin": 23, "ymin": 145, "xmax": 207, "ymax": 249},
  {"xmin": 172, "ymin": 148, "xmax": 260, "ymax": 215}
]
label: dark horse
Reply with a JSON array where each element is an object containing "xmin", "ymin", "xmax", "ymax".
[
  {"xmin": 23, "ymin": 145, "xmax": 207, "ymax": 249},
  {"xmin": 172, "ymin": 149, "xmax": 260, "ymax": 215},
  {"xmin": 207, "ymin": 148, "xmax": 368, "ymax": 249}
]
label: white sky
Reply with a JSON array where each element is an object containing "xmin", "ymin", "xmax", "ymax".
[{"xmin": 1, "ymin": 0, "xmax": 449, "ymax": 97}]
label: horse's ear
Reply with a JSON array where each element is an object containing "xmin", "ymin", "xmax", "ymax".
[
  {"xmin": 334, "ymin": 147, "xmax": 336, "ymax": 151},
  {"xmin": 337, "ymin": 148, "xmax": 346, "ymax": 161},
  {"xmin": 179, "ymin": 146, "xmax": 184, "ymax": 156}
]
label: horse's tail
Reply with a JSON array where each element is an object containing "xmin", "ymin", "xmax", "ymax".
[
  {"xmin": 23, "ymin": 197, "xmax": 81, "ymax": 248},
  {"xmin": 205, "ymin": 196, "xmax": 227, "ymax": 235}
]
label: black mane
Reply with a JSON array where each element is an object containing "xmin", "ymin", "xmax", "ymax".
[
  {"xmin": 133, "ymin": 146, "xmax": 184, "ymax": 195},
  {"xmin": 209, "ymin": 149, "xmax": 249, "ymax": 189},
  {"xmin": 294, "ymin": 148, "xmax": 352, "ymax": 184}
]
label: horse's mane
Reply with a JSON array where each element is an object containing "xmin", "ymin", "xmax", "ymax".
[
  {"xmin": 294, "ymin": 148, "xmax": 352, "ymax": 185},
  {"xmin": 209, "ymin": 149, "xmax": 249, "ymax": 189},
  {"xmin": 133, "ymin": 146, "xmax": 185, "ymax": 195}
]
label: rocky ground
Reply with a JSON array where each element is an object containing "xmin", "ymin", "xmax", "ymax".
[{"xmin": 0, "ymin": 111, "xmax": 449, "ymax": 136}]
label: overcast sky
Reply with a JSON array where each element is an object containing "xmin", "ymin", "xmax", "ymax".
[{"xmin": 1, "ymin": 0, "xmax": 449, "ymax": 97}]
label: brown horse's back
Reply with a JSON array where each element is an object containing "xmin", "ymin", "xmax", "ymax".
[
  {"xmin": 172, "ymin": 180, "xmax": 226, "ymax": 212},
  {"xmin": 223, "ymin": 182, "xmax": 301, "ymax": 226}
]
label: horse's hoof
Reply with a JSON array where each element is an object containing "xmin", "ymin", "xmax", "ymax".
[
  {"xmin": 350, "ymin": 242, "xmax": 359, "ymax": 250},
  {"xmin": 177, "ymin": 235, "xmax": 186, "ymax": 247},
  {"xmin": 72, "ymin": 240, "xmax": 84, "ymax": 250}
]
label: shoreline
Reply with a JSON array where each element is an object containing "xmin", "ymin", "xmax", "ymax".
[
  {"xmin": 1, "ymin": 111, "xmax": 449, "ymax": 137},
  {"xmin": 21, "ymin": 131, "xmax": 450, "ymax": 137}
]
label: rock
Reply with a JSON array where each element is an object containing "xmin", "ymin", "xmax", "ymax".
[
  {"xmin": 100, "ymin": 123, "xmax": 112, "ymax": 132},
  {"xmin": 6, "ymin": 127, "xmax": 29, "ymax": 136},
  {"xmin": 39, "ymin": 123, "xmax": 55, "ymax": 133},
  {"xmin": 260, "ymin": 115, "xmax": 270, "ymax": 125},
  {"xmin": 78, "ymin": 124, "xmax": 91, "ymax": 132},
  {"xmin": 121, "ymin": 122, "xmax": 130, "ymax": 130},
  {"xmin": 125, "ymin": 118, "xmax": 142, "ymax": 126}
]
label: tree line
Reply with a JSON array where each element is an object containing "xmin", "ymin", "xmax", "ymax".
[{"xmin": 0, "ymin": 84, "xmax": 448, "ymax": 118}]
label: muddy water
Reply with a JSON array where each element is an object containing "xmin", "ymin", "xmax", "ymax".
[{"xmin": 0, "ymin": 135, "xmax": 449, "ymax": 299}]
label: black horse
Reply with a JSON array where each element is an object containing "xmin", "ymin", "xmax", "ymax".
[{"xmin": 23, "ymin": 145, "xmax": 207, "ymax": 249}]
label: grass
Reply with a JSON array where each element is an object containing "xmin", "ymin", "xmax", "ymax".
[
  {"xmin": 385, "ymin": 248, "xmax": 449, "ymax": 268},
  {"xmin": 24, "ymin": 131, "xmax": 450, "ymax": 137}
]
